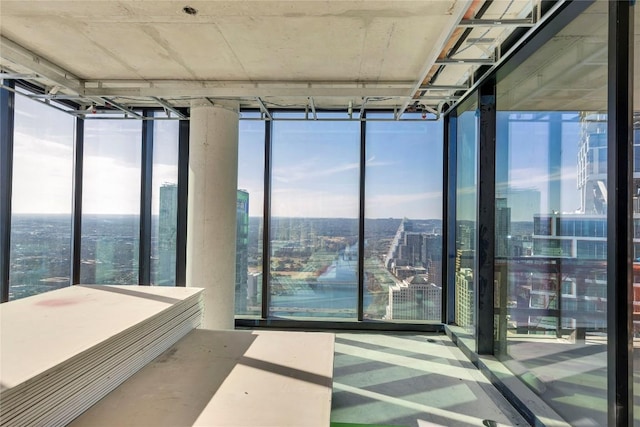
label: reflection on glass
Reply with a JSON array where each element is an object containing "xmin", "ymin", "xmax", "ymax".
[
  {"xmin": 455, "ymin": 99, "xmax": 478, "ymax": 347},
  {"xmin": 9, "ymin": 94, "xmax": 74, "ymax": 300},
  {"xmin": 364, "ymin": 114, "xmax": 443, "ymax": 321},
  {"xmin": 236, "ymin": 114, "xmax": 265, "ymax": 317},
  {"xmin": 80, "ymin": 120, "xmax": 141, "ymax": 284},
  {"xmin": 151, "ymin": 116, "xmax": 178, "ymax": 285},
  {"xmin": 494, "ymin": 2, "xmax": 608, "ymax": 425},
  {"xmin": 269, "ymin": 113, "xmax": 359, "ymax": 318}
]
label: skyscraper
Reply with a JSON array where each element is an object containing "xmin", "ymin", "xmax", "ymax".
[
  {"xmin": 386, "ymin": 274, "xmax": 441, "ymax": 321},
  {"xmin": 495, "ymin": 198, "xmax": 511, "ymax": 258},
  {"xmin": 236, "ymin": 190, "xmax": 249, "ymax": 313},
  {"xmin": 157, "ymin": 183, "xmax": 177, "ymax": 285}
]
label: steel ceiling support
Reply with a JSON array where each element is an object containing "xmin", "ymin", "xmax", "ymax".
[
  {"xmin": 359, "ymin": 97, "xmax": 368, "ymax": 116},
  {"xmin": 0, "ymin": 73, "xmax": 37, "ymax": 80},
  {"xmin": 255, "ymin": 97, "xmax": 272, "ymax": 120},
  {"xmin": 446, "ymin": 0, "xmax": 570, "ymax": 116},
  {"xmin": 458, "ymin": 19, "xmax": 535, "ymax": 27},
  {"xmin": 308, "ymin": 97, "xmax": 317, "ymax": 120},
  {"xmin": 434, "ymin": 58, "xmax": 495, "ymax": 65},
  {"xmin": 419, "ymin": 84, "xmax": 469, "ymax": 91},
  {"xmin": 151, "ymin": 96, "xmax": 186, "ymax": 119},
  {"xmin": 0, "ymin": 36, "xmax": 84, "ymax": 94},
  {"xmin": 83, "ymin": 86, "xmax": 412, "ymax": 98},
  {"xmin": 395, "ymin": 0, "xmax": 473, "ymax": 119},
  {"xmin": 101, "ymin": 98, "xmax": 142, "ymax": 119}
]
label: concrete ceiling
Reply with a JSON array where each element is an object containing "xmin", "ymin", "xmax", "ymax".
[{"xmin": 0, "ymin": 0, "xmax": 542, "ymax": 117}]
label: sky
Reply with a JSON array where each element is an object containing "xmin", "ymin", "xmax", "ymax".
[
  {"xmin": 11, "ymin": 96, "xmax": 584, "ymax": 224},
  {"xmin": 11, "ymin": 95, "xmax": 178, "ymax": 215},
  {"xmin": 239, "ymin": 112, "xmax": 445, "ymax": 220}
]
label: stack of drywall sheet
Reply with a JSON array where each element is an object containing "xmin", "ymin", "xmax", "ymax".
[{"xmin": 0, "ymin": 285, "xmax": 203, "ymax": 427}]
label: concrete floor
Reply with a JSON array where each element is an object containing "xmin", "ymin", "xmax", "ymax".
[{"xmin": 331, "ymin": 333, "xmax": 529, "ymax": 427}]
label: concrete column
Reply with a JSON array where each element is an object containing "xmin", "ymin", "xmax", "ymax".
[{"xmin": 187, "ymin": 100, "xmax": 239, "ymax": 329}]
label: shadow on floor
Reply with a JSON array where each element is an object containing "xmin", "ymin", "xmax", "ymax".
[{"xmin": 330, "ymin": 333, "xmax": 529, "ymax": 427}]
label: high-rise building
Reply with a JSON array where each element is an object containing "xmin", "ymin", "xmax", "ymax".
[
  {"xmin": 157, "ymin": 183, "xmax": 177, "ymax": 285},
  {"xmin": 455, "ymin": 267, "xmax": 474, "ymax": 329},
  {"xmin": 386, "ymin": 274, "xmax": 441, "ymax": 321},
  {"xmin": 236, "ymin": 190, "xmax": 249, "ymax": 313},
  {"xmin": 247, "ymin": 271, "xmax": 262, "ymax": 308},
  {"xmin": 495, "ymin": 198, "xmax": 511, "ymax": 258},
  {"xmin": 578, "ymin": 113, "xmax": 608, "ymax": 215}
]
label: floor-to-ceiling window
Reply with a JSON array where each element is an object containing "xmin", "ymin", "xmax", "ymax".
[
  {"xmin": 494, "ymin": 2, "xmax": 608, "ymax": 424},
  {"xmin": 269, "ymin": 112, "xmax": 360, "ymax": 318},
  {"xmin": 364, "ymin": 113, "xmax": 443, "ymax": 321},
  {"xmin": 150, "ymin": 113, "xmax": 179, "ymax": 285},
  {"xmin": 236, "ymin": 112, "xmax": 265, "ymax": 316},
  {"xmin": 8, "ymin": 91, "xmax": 75, "ymax": 300},
  {"xmin": 454, "ymin": 96, "xmax": 479, "ymax": 348},
  {"xmin": 80, "ymin": 119, "xmax": 142, "ymax": 284}
]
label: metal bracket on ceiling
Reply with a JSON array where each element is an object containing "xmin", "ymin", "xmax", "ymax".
[
  {"xmin": 101, "ymin": 98, "xmax": 143, "ymax": 119},
  {"xmin": 359, "ymin": 97, "xmax": 368, "ymax": 117},
  {"xmin": 308, "ymin": 97, "xmax": 317, "ymax": 120},
  {"xmin": 152, "ymin": 96, "xmax": 186, "ymax": 119},
  {"xmin": 255, "ymin": 97, "xmax": 272, "ymax": 121}
]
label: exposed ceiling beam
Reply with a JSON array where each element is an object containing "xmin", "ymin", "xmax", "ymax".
[
  {"xmin": 395, "ymin": 0, "xmax": 473, "ymax": 120},
  {"xmin": 0, "ymin": 36, "xmax": 84, "ymax": 94},
  {"xmin": 434, "ymin": 58, "xmax": 495, "ymax": 65},
  {"xmin": 458, "ymin": 18, "xmax": 535, "ymax": 27},
  {"xmin": 0, "ymin": 72, "xmax": 38, "ymax": 80},
  {"xmin": 82, "ymin": 86, "xmax": 414, "ymax": 98}
]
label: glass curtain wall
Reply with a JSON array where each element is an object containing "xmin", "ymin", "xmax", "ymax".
[
  {"xmin": 269, "ymin": 112, "xmax": 359, "ymax": 319},
  {"xmin": 150, "ymin": 114, "xmax": 179, "ymax": 285},
  {"xmin": 80, "ymin": 119, "xmax": 142, "ymax": 284},
  {"xmin": 454, "ymin": 96, "xmax": 479, "ymax": 348},
  {"xmin": 236, "ymin": 112, "xmax": 265, "ymax": 316},
  {"xmin": 9, "ymin": 93, "xmax": 75, "ymax": 300},
  {"xmin": 364, "ymin": 113, "xmax": 444, "ymax": 321},
  {"xmin": 494, "ymin": 2, "xmax": 608, "ymax": 425}
]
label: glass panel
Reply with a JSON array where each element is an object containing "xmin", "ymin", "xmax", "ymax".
[
  {"xmin": 80, "ymin": 120, "xmax": 142, "ymax": 284},
  {"xmin": 150, "ymin": 115, "xmax": 179, "ymax": 285},
  {"xmin": 494, "ymin": 2, "xmax": 608, "ymax": 424},
  {"xmin": 9, "ymin": 94, "xmax": 74, "ymax": 300},
  {"xmin": 364, "ymin": 113, "xmax": 443, "ymax": 321},
  {"xmin": 236, "ymin": 112, "xmax": 265, "ymax": 316},
  {"xmin": 269, "ymin": 112, "xmax": 359, "ymax": 318},
  {"xmin": 454, "ymin": 98, "xmax": 478, "ymax": 348}
]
